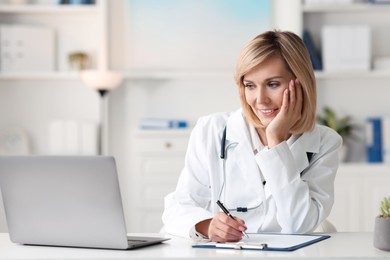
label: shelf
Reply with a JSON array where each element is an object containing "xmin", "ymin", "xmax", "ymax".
[
  {"xmin": 340, "ymin": 162, "xmax": 390, "ymax": 167},
  {"xmin": 0, "ymin": 72, "xmax": 81, "ymax": 80},
  {"xmin": 0, "ymin": 4, "xmax": 98, "ymax": 14},
  {"xmin": 303, "ymin": 3, "xmax": 390, "ymax": 13},
  {"xmin": 314, "ymin": 70, "xmax": 390, "ymax": 80},
  {"xmin": 3, "ymin": 70, "xmax": 390, "ymax": 81},
  {"xmin": 339, "ymin": 163, "xmax": 390, "ymax": 174},
  {"xmin": 132, "ymin": 129, "xmax": 192, "ymax": 138},
  {"xmin": 125, "ymin": 69, "xmax": 234, "ymax": 80}
]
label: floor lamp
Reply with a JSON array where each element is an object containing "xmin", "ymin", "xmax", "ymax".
[{"xmin": 80, "ymin": 69, "xmax": 123, "ymax": 155}]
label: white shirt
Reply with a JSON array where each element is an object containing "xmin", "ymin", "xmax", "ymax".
[{"xmin": 162, "ymin": 109, "xmax": 342, "ymax": 239}]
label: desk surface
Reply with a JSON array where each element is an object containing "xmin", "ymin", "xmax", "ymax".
[{"xmin": 0, "ymin": 232, "xmax": 389, "ymax": 260}]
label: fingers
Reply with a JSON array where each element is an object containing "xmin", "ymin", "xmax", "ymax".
[
  {"xmin": 292, "ymin": 79, "xmax": 303, "ymax": 114},
  {"xmin": 208, "ymin": 213, "xmax": 247, "ymax": 242},
  {"xmin": 282, "ymin": 79, "xmax": 303, "ymax": 118},
  {"xmin": 265, "ymin": 78, "xmax": 303, "ymax": 147},
  {"xmin": 289, "ymin": 79, "xmax": 296, "ymax": 110},
  {"xmin": 281, "ymin": 87, "xmax": 289, "ymax": 113}
]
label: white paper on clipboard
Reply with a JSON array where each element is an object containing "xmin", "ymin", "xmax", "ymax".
[{"xmin": 192, "ymin": 233, "xmax": 330, "ymax": 251}]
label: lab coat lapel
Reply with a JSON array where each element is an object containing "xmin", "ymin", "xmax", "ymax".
[
  {"xmin": 289, "ymin": 126, "xmax": 321, "ymax": 174},
  {"xmin": 222, "ymin": 110, "xmax": 321, "ymax": 185},
  {"xmin": 224, "ymin": 110, "xmax": 260, "ymax": 181}
]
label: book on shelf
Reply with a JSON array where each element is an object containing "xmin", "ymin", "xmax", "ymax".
[
  {"xmin": 368, "ymin": 0, "xmax": 390, "ymax": 4},
  {"xmin": 365, "ymin": 117, "xmax": 390, "ymax": 164},
  {"xmin": 49, "ymin": 120, "xmax": 98, "ymax": 155},
  {"xmin": 304, "ymin": 0, "xmax": 354, "ymax": 4},
  {"xmin": 382, "ymin": 117, "xmax": 390, "ymax": 164},
  {"xmin": 303, "ymin": 30, "xmax": 322, "ymax": 71},
  {"xmin": 139, "ymin": 118, "xmax": 188, "ymax": 130},
  {"xmin": 321, "ymin": 25, "xmax": 371, "ymax": 72}
]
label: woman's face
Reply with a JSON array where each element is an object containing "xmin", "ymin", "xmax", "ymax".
[{"xmin": 243, "ymin": 56, "xmax": 295, "ymax": 128}]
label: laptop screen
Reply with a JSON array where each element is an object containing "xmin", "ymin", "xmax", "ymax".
[{"xmin": 0, "ymin": 156, "xmax": 131, "ymax": 249}]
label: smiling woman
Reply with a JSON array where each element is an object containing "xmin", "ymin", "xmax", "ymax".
[
  {"xmin": 162, "ymin": 30, "xmax": 343, "ymax": 242},
  {"xmin": 242, "ymin": 57, "xmax": 296, "ymax": 141}
]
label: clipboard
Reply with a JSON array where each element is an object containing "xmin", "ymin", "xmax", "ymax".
[{"xmin": 192, "ymin": 233, "xmax": 330, "ymax": 251}]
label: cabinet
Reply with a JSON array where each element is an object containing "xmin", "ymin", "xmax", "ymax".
[
  {"xmin": 0, "ymin": 1, "xmax": 108, "ymax": 157},
  {"xmin": 0, "ymin": 1, "xmax": 105, "ymax": 78},
  {"xmin": 329, "ymin": 163, "xmax": 390, "ymax": 232},
  {"xmin": 302, "ymin": 3, "xmax": 390, "ymax": 227},
  {"xmin": 302, "ymin": 1, "xmax": 390, "ymax": 162},
  {"xmin": 129, "ymin": 130, "xmax": 190, "ymax": 232},
  {"xmin": 303, "ymin": 2, "xmax": 390, "ymax": 71}
]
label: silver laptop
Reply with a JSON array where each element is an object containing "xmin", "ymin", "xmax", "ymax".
[{"xmin": 0, "ymin": 156, "xmax": 169, "ymax": 250}]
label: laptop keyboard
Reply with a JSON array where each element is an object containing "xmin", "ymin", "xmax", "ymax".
[{"xmin": 127, "ymin": 239, "xmax": 148, "ymax": 245}]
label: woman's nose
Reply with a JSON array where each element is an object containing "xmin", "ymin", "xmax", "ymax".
[{"xmin": 256, "ymin": 89, "xmax": 270, "ymax": 104}]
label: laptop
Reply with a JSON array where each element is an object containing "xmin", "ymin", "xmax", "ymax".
[{"xmin": 0, "ymin": 156, "xmax": 169, "ymax": 250}]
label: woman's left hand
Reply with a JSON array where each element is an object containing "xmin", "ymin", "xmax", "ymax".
[{"xmin": 266, "ymin": 79, "xmax": 303, "ymax": 148}]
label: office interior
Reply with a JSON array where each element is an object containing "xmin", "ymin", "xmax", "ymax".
[{"xmin": 0, "ymin": 0, "xmax": 389, "ymax": 235}]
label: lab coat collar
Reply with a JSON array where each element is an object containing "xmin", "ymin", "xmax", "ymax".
[
  {"xmin": 290, "ymin": 126, "xmax": 321, "ymax": 174},
  {"xmin": 292, "ymin": 126, "xmax": 321, "ymax": 154},
  {"xmin": 225, "ymin": 109, "xmax": 321, "ymax": 174},
  {"xmin": 225, "ymin": 109, "xmax": 248, "ymax": 143},
  {"xmin": 225, "ymin": 109, "xmax": 320, "ymax": 150},
  {"xmin": 224, "ymin": 109, "xmax": 261, "ymax": 187}
]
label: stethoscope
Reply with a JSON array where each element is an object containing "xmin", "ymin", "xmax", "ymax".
[
  {"xmin": 218, "ymin": 126, "xmax": 266, "ymax": 213},
  {"xmin": 217, "ymin": 125, "xmax": 315, "ymax": 230}
]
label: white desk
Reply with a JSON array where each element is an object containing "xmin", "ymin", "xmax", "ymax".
[{"xmin": 0, "ymin": 232, "xmax": 389, "ymax": 259}]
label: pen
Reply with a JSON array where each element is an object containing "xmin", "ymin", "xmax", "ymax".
[{"xmin": 216, "ymin": 200, "xmax": 249, "ymax": 238}]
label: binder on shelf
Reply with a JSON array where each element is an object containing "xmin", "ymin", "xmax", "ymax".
[
  {"xmin": 365, "ymin": 117, "xmax": 383, "ymax": 163},
  {"xmin": 139, "ymin": 118, "xmax": 188, "ymax": 130},
  {"xmin": 192, "ymin": 233, "xmax": 330, "ymax": 252},
  {"xmin": 49, "ymin": 120, "xmax": 98, "ymax": 155},
  {"xmin": 321, "ymin": 25, "xmax": 371, "ymax": 71},
  {"xmin": 382, "ymin": 116, "xmax": 390, "ymax": 164},
  {"xmin": 303, "ymin": 30, "xmax": 322, "ymax": 70},
  {"xmin": 368, "ymin": 0, "xmax": 390, "ymax": 4}
]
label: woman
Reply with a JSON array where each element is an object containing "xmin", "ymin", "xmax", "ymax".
[{"xmin": 162, "ymin": 30, "xmax": 342, "ymax": 242}]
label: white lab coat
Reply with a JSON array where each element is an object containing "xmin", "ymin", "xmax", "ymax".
[{"xmin": 162, "ymin": 109, "xmax": 342, "ymax": 239}]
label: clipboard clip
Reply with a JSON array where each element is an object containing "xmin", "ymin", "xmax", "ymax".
[{"xmin": 216, "ymin": 242, "xmax": 268, "ymax": 250}]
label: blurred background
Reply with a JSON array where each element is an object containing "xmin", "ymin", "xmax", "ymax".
[{"xmin": 0, "ymin": 0, "xmax": 389, "ymax": 233}]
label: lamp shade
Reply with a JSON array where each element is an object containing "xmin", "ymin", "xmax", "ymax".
[{"xmin": 80, "ymin": 70, "xmax": 123, "ymax": 91}]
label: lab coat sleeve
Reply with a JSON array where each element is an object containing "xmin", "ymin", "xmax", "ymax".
[
  {"xmin": 162, "ymin": 117, "xmax": 217, "ymax": 239},
  {"xmin": 255, "ymin": 128, "xmax": 342, "ymax": 233}
]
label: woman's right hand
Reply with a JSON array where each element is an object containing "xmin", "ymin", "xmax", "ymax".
[{"xmin": 195, "ymin": 212, "xmax": 247, "ymax": 242}]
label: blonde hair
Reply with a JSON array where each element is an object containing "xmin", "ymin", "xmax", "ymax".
[{"xmin": 235, "ymin": 30, "xmax": 316, "ymax": 134}]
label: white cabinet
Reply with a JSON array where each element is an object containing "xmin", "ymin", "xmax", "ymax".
[
  {"xmin": 129, "ymin": 130, "xmax": 190, "ymax": 232},
  {"xmin": 301, "ymin": 4, "xmax": 390, "ymax": 231},
  {"xmin": 303, "ymin": 2, "xmax": 390, "ymax": 71},
  {"xmin": 302, "ymin": 1, "xmax": 390, "ymax": 162},
  {"xmin": 328, "ymin": 163, "xmax": 390, "ymax": 232},
  {"xmin": 0, "ymin": 1, "xmax": 108, "ymax": 156},
  {"xmin": 0, "ymin": 1, "xmax": 105, "ymax": 78},
  {"xmin": 302, "ymin": 2, "xmax": 390, "ymax": 79}
]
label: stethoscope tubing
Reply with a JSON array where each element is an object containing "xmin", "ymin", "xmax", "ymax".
[{"xmin": 218, "ymin": 126, "xmax": 264, "ymax": 212}]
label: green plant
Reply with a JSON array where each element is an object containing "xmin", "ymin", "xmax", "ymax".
[
  {"xmin": 317, "ymin": 107, "xmax": 355, "ymax": 141},
  {"xmin": 380, "ymin": 197, "xmax": 390, "ymax": 217}
]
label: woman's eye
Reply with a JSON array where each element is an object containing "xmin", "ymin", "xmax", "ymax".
[
  {"xmin": 245, "ymin": 83, "xmax": 255, "ymax": 89},
  {"xmin": 268, "ymin": 82, "xmax": 280, "ymax": 88}
]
